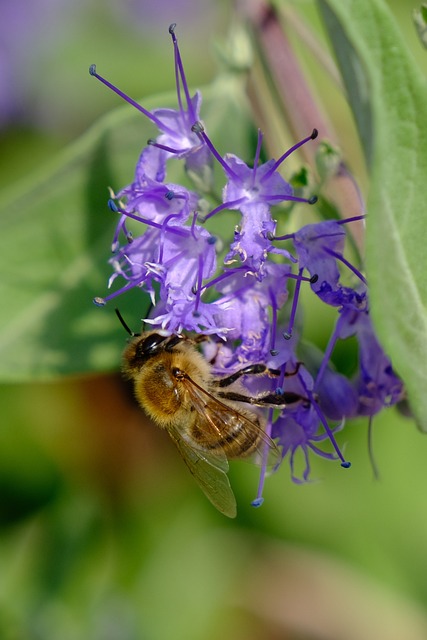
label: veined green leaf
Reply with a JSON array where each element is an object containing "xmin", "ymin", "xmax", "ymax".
[{"xmin": 319, "ymin": 0, "xmax": 427, "ymax": 429}]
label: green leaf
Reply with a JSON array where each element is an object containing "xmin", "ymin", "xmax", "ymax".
[
  {"xmin": 0, "ymin": 76, "xmax": 253, "ymax": 382},
  {"xmin": 413, "ymin": 4, "xmax": 427, "ymax": 49},
  {"xmin": 319, "ymin": 0, "xmax": 427, "ymax": 430}
]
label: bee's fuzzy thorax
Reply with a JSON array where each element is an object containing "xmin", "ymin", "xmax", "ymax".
[{"xmin": 122, "ymin": 334, "xmax": 212, "ymax": 429}]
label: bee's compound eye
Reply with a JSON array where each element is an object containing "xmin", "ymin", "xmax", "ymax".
[{"xmin": 140, "ymin": 333, "xmax": 167, "ymax": 355}]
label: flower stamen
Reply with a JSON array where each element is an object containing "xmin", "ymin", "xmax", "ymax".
[
  {"xmin": 169, "ymin": 23, "xmax": 197, "ymax": 125},
  {"xmin": 147, "ymin": 139, "xmax": 184, "ymax": 155},
  {"xmin": 251, "ymin": 129, "xmax": 264, "ymax": 189},
  {"xmin": 260, "ymin": 129, "xmax": 318, "ymax": 183},
  {"xmin": 108, "ymin": 199, "xmax": 188, "ymax": 237},
  {"xmin": 89, "ymin": 65, "xmax": 177, "ymax": 137},
  {"xmin": 191, "ymin": 121, "xmax": 240, "ymax": 179},
  {"xmin": 302, "ymin": 384, "xmax": 351, "ymax": 469},
  {"xmin": 252, "ymin": 409, "xmax": 275, "ymax": 508},
  {"xmin": 284, "ymin": 267, "xmax": 304, "ymax": 339},
  {"xmin": 323, "ymin": 246, "xmax": 367, "ymax": 284}
]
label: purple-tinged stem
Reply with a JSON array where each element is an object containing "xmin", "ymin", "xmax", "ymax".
[{"xmin": 236, "ymin": 0, "xmax": 365, "ymax": 252}]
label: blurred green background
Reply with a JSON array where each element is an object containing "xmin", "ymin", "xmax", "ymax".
[{"xmin": 1, "ymin": 0, "xmax": 427, "ymax": 638}]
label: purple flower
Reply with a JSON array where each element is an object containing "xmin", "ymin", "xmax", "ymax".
[
  {"xmin": 117, "ymin": 177, "xmax": 199, "ymax": 228},
  {"xmin": 133, "ymin": 145, "xmax": 168, "ymax": 184},
  {"xmin": 291, "ymin": 218, "xmax": 367, "ymax": 306},
  {"xmin": 158, "ymin": 224, "xmax": 217, "ymax": 302},
  {"xmin": 99, "ymin": 206, "xmax": 218, "ymax": 316},
  {"xmin": 339, "ymin": 306, "xmax": 404, "ymax": 416},
  {"xmin": 272, "ymin": 405, "xmax": 341, "ymax": 483},
  {"xmin": 271, "ymin": 351, "xmax": 350, "ymax": 480},
  {"xmin": 315, "ymin": 367, "xmax": 359, "ymax": 420},
  {"xmin": 210, "ymin": 262, "xmax": 291, "ymax": 366},
  {"xmin": 150, "ymin": 92, "xmax": 210, "ymax": 167},
  {"xmin": 224, "ymin": 203, "xmax": 276, "ymax": 273},
  {"xmin": 92, "ymin": 25, "xmax": 405, "ymax": 507},
  {"xmin": 99, "ymin": 227, "xmax": 161, "ymax": 304},
  {"xmin": 195, "ymin": 124, "xmax": 318, "ymax": 274},
  {"xmin": 314, "ymin": 297, "xmax": 404, "ymax": 420},
  {"xmin": 147, "ymin": 296, "xmax": 231, "ymax": 335},
  {"xmin": 89, "ymin": 24, "xmax": 212, "ymax": 180}
]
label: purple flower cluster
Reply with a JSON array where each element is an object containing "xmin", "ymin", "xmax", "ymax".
[{"xmin": 91, "ymin": 25, "xmax": 404, "ymax": 502}]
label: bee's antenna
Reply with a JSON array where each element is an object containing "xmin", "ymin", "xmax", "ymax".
[
  {"xmin": 142, "ymin": 300, "xmax": 154, "ymax": 331},
  {"xmin": 115, "ymin": 308, "xmax": 140, "ymax": 337}
]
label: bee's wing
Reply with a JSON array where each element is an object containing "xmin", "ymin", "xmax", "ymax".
[
  {"xmin": 181, "ymin": 375, "xmax": 281, "ymax": 471},
  {"xmin": 168, "ymin": 424, "xmax": 237, "ymax": 518}
]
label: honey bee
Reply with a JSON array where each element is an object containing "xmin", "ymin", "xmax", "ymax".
[{"xmin": 117, "ymin": 311, "xmax": 303, "ymax": 517}]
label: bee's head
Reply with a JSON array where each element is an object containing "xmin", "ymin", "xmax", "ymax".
[
  {"xmin": 122, "ymin": 330, "xmax": 186, "ymax": 375},
  {"xmin": 116, "ymin": 309, "xmax": 186, "ymax": 373}
]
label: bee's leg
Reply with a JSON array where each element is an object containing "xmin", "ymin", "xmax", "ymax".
[
  {"xmin": 217, "ymin": 389, "xmax": 306, "ymax": 407},
  {"xmin": 214, "ymin": 364, "xmax": 278, "ymax": 388},
  {"xmin": 214, "ymin": 362, "xmax": 302, "ymax": 388}
]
